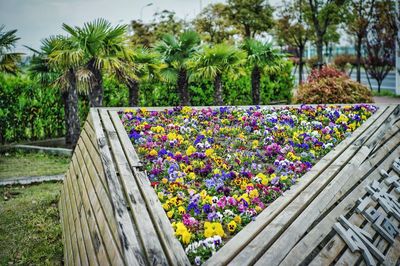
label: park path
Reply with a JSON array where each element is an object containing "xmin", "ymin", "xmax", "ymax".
[{"xmin": 373, "ymin": 96, "xmax": 400, "ymax": 104}]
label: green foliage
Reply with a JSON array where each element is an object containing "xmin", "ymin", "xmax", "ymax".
[
  {"xmin": 0, "ymin": 74, "xmax": 65, "ymax": 144},
  {"xmin": 193, "ymin": 3, "xmax": 237, "ymax": 43},
  {"xmin": 0, "ymin": 182, "xmax": 63, "ymax": 265},
  {"xmin": 137, "ymin": 60, "xmax": 294, "ymax": 107},
  {"xmin": 190, "ymin": 43, "xmax": 247, "ymax": 81},
  {"xmin": 225, "ymin": 0, "xmax": 275, "ymax": 38},
  {"xmin": 103, "ymin": 75, "xmax": 129, "ymax": 106},
  {"xmin": 0, "ymin": 25, "xmax": 23, "ymax": 75}
]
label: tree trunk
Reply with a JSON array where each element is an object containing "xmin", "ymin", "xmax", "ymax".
[
  {"xmin": 244, "ymin": 25, "xmax": 251, "ymax": 38},
  {"xmin": 316, "ymin": 35, "xmax": 324, "ymax": 67},
  {"xmin": 127, "ymin": 78, "xmax": 140, "ymax": 107},
  {"xmin": 177, "ymin": 69, "xmax": 190, "ymax": 106},
  {"xmin": 356, "ymin": 35, "xmax": 362, "ymax": 82},
  {"xmin": 299, "ymin": 45, "xmax": 305, "ymax": 84},
  {"xmin": 87, "ymin": 59, "xmax": 104, "ymax": 107},
  {"xmin": 66, "ymin": 68, "xmax": 81, "ymax": 147},
  {"xmin": 61, "ymin": 91, "xmax": 69, "ymax": 144},
  {"xmin": 251, "ymin": 65, "xmax": 261, "ymax": 105},
  {"xmin": 214, "ymin": 73, "xmax": 224, "ymax": 105}
]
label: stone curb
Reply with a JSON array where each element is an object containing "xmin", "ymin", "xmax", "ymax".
[{"xmin": 0, "ymin": 174, "xmax": 65, "ymax": 186}]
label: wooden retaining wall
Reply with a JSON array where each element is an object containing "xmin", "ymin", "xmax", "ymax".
[{"xmin": 60, "ymin": 105, "xmax": 400, "ymax": 265}]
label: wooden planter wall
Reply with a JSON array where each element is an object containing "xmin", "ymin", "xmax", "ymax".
[{"xmin": 60, "ymin": 105, "xmax": 400, "ymax": 266}]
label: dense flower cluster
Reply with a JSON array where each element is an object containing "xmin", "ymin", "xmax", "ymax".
[{"xmin": 120, "ymin": 104, "xmax": 377, "ymax": 264}]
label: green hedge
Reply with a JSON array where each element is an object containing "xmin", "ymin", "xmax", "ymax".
[
  {"xmin": 0, "ymin": 75, "xmax": 64, "ymax": 144},
  {"xmin": 0, "ymin": 61, "xmax": 293, "ymax": 144}
]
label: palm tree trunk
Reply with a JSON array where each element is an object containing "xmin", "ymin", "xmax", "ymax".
[
  {"xmin": 251, "ymin": 65, "xmax": 261, "ymax": 105},
  {"xmin": 178, "ymin": 69, "xmax": 190, "ymax": 106},
  {"xmin": 127, "ymin": 78, "xmax": 139, "ymax": 107},
  {"xmin": 87, "ymin": 59, "xmax": 104, "ymax": 107},
  {"xmin": 66, "ymin": 68, "xmax": 81, "ymax": 147},
  {"xmin": 61, "ymin": 91, "xmax": 69, "ymax": 143},
  {"xmin": 214, "ymin": 73, "xmax": 224, "ymax": 105}
]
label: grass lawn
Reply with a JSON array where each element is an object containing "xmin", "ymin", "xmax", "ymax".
[
  {"xmin": 0, "ymin": 182, "xmax": 63, "ymax": 265},
  {"xmin": 0, "ymin": 151, "xmax": 70, "ymax": 180}
]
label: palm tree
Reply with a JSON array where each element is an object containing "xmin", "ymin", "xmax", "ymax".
[
  {"xmin": 241, "ymin": 39, "xmax": 283, "ymax": 105},
  {"xmin": 115, "ymin": 47, "xmax": 164, "ymax": 106},
  {"xmin": 61, "ymin": 19, "xmax": 128, "ymax": 107},
  {"xmin": 28, "ymin": 36, "xmax": 81, "ymax": 147},
  {"xmin": 155, "ymin": 31, "xmax": 201, "ymax": 106},
  {"xmin": 191, "ymin": 43, "xmax": 246, "ymax": 105},
  {"xmin": 0, "ymin": 25, "xmax": 22, "ymax": 74}
]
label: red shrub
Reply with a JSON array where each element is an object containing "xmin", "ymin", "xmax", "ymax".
[{"xmin": 307, "ymin": 65, "xmax": 347, "ymax": 83}]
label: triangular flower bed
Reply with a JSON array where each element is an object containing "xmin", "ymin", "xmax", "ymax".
[{"xmin": 120, "ymin": 104, "xmax": 377, "ymax": 264}]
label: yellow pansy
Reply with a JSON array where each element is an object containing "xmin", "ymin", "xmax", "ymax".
[
  {"xmin": 227, "ymin": 221, "xmax": 237, "ymax": 232},
  {"xmin": 186, "ymin": 145, "xmax": 196, "ymax": 156}
]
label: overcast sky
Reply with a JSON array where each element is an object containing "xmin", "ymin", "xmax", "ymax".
[{"xmin": 0, "ymin": 0, "xmax": 230, "ymax": 54}]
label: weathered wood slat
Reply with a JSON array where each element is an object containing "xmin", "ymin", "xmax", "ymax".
[
  {"xmin": 60, "ymin": 186, "xmax": 73, "ymax": 265},
  {"xmin": 77, "ymin": 137, "xmax": 121, "ymax": 252},
  {"xmin": 332, "ymin": 169, "xmax": 400, "ymax": 265},
  {"xmin": 66, "ymin": 157, "xmax": 90, "ymax": 266},
  {"xmin": 74, "ymin": 144, "xmax": 124, "ymax": 265},
  {"xmin": 91, "ymin": 109, "xmax": 145, "ymax": 266},
  {"xmin": 209, "ymin": 106, "xmax": 392, "ymax": 266},
  {"xmin": 281, "ymin": 149, "xmax": 400, "ymax": 265},
  {"xmin": 63, "ymin": 169, "xmax": 82, "ymax": 266},
  {"xmin": 69, "ymin": 155, "xmax": 103, "ymax": 265},
  {"xmin": 109, "ymin": 110, "xmax": 191, "ymax": 266},
  {"xmin": 99, "ymin": 109, "xmax": 168, "ymax": 265},
  {"xmin": 251, "ymin": 110, "xmax": 400, "ymax": 266},
  {"xmin": 81, "ymin": 127, "xmax": 107, "ymax": 190}
]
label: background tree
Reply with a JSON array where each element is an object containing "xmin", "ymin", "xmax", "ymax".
[
  {"xmin": 193, "ymin": 3, "xmax": 237, "ymax": 43},
  {"xmin": 225, "ymin": 0, "xmax": 274, "ymax": 38},
  {"xmin": 29, "ymin": 36, "xmax": 81, "ymax": 146},
  {"xmin": 363, "ymin": 0, "xmax": 397, "ymax": 93},
  {"xmin": 275, "ymin": 0, "xmax": 312, "ymax": 84},
  {"xmin": 155, "ymin": 31, "xmax": 201, "ymax": 106},
  {"xmin": 0, "ymin": 25, "xmax": 22, "ymax": 75},
  {"xmin": 344, "ymin": 0, "xmax": 376, "ymax": 82},
  {"xmin": 242, "ymin": 39, "xmax": 283, "ymax": 104},
  {"xmin": 191, "ymin": 43, "xmax": 246, "ymax": 105},
  {"xmin": 305, "ymin": 0, "xmax": 346, "ymax": 65},
  {"xmin": 61, "ymin": 18, "xmax": 129, "ymax": 107},
  {"xmin": 130, "ymin": 10, "xmax": 185, "ymax": 48},
  {"xmin": 130, "ymin": 20, "xmax": 156, "ymax": 47}
]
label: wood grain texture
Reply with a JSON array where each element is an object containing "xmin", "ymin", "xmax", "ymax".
[
  {"xmin": 109, "ymin": 110, "xmax": 190, "ymax": 266},
  {"xmin": 91, "ymin": 109, "xmax": 145, "ymax": 266},
  {"xmin": 99, "ymin": 109, "xmax": 168, "ymax": 265}
]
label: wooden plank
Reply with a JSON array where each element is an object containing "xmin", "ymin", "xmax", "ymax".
[
  {"xmin": 100, "ymin": 109, "xmax": 168, "ymax": 265},
  {"xmin": 81, "ymin": 126, "xmax": 107, "ymax": 187},
  {"xmin": 332, "ymin": 170, "xmax": 400, "ymax": 265},
  {"xmin": 91, "ymin": 109, "xmax": 145, "ymax": 266},
  {"xmin": 60, "ymin": 186, "xmax": 73, "ymax": 265},
  {"xmin": 63, "ymin": 169, "xmax": 82, "ymax": 266},
  {"xmin": 81, "ymin": 128, "xmax": 108, "ymax": 193},
  {"xmin": 283, "ymin": 158, "xmax": 400, "ymax": 265},
  {"xmin": 75, "ymin": 142, "xmax": 125, "ymax": 265},
  {"xmin": 77, "ymin": 138, "xmax": 121, "ymax": 251},
  {"xmin": 67, "ymin": 156, "xmax": 98, "ymax": 265},
  {"xmin": 204, "ymin": 106, "xmax": 392, "ymax": 266},
  {"xmin": 251, "ymin": 117, "xmax": 400, "ymax": 266},
  {"xmin": 71, "ymin": 149, "xmax": 112, "ymax": 265},
  {"xmin": 109, "ymin": 110, "xmax": 191, "ymax": 265},
  {"xmin": 111, "ymin": 111, "xmax": 142, "ymax": 167}
]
